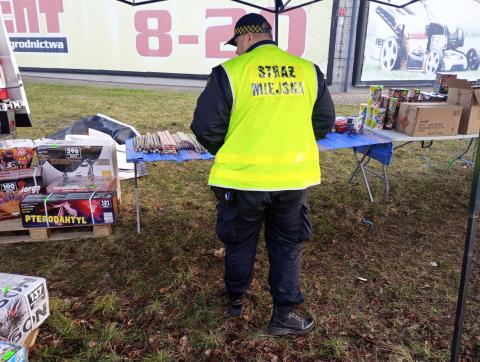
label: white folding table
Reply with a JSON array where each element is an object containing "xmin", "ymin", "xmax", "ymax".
[{"xmin": 366, "ymin": 128, "xmax": 478, "ymax": 199}]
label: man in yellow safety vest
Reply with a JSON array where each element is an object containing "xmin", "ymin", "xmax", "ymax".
[{"xmin": 191, "ymin": 13, "xmax": 335, "ymax": 336}]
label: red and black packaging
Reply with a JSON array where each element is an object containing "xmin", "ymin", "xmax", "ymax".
[
  {"xmin": 20, "ymin": 191, "xmax": 118, "ymax": 228},
  {"xmin": 0, "ymin": 167, "xmax": 43, "ymax": 221}
]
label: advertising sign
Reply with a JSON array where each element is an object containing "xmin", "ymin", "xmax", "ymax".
[
  {"xmin": 0, "ymin": 0, "xmax": 333, "ymax": 76},
  {"xmin": 358, "ymin": 0, "xmax": 480, "ymax": 83}
]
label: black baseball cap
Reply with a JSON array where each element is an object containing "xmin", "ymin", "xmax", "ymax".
[{"xmin": 226, "ymin": 13, "xmax": 272, "ymax": 46}]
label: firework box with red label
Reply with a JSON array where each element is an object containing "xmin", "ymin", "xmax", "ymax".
[
  {"xmin": 0, "ymin": 341, "xmax": 26, "ymax": 362},
  {"xmin": 0, "ymin": 273, "xmax": 50, "ymax": 346},
  {"xmin": 20, "ymin": 191, "xmax": 118, "ymax": 228},
  {"xmin": 35, "ymin": 139, "xmax": 120, "ymax": 200},
  {"xmin": 0, "ymin": 168, "xmax": 43, "ymax": 222},
  {"xmin": 0, "ymin": 140, "xmax": 35, "ymax": 171},
  {"xmin": 396, "ymin": 102, "xmax": 462, "ymax": 137}
]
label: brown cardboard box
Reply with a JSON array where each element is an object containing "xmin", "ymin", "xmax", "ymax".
[
  {"xmin": 446, "ymin": 78, "xmax": 480, "ymax": 134},
  {"xmin": 396, "ymin": 102, "xmax": 462, "ymax": 137}
]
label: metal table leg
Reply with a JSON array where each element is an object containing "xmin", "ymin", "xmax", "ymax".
[
  {"xmin": 447, "ymin": 138, "xmax": 476, "ymax": 170},
  {"xmin": 349, "ymin": 147, "xmax": 374, "ymax": 203},
  {"xmin": 382, "ymin": 165, "xmax": 389, "ymax": 200},
  {"xmin": 134, "ymin": 162, "xmax": 141, "ymax": 234}
]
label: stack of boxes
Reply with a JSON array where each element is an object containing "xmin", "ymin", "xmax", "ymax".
[
  {"xmin": 0, "ymin": 140, "xmax": 41, "ymax": 222},
  {"xmin": 20, "ymin": 139, "xmax": 120, "ymax": 229},
  {"xmin": 0, "ymin": 138, "xmax": 121, "ymax": 230},
  {"xmin": 359, "ymin": 75, "xmax": 479, "ymax": 137}
]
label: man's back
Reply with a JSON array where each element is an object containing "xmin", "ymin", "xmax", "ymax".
[{"xmin": 210, "ymin": 42, "xmax": 321, "ymax": 191}]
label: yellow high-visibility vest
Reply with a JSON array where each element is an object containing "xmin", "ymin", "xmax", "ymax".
[{"xmin": 208, "ymin": 44, "xmax": 320, "ymax": 191}]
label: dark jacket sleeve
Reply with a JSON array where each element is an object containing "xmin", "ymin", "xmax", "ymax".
[
  {"xmin": 190, "ymin": 65, "xmax": 233, "ymax": 155},
  {"xmin": 312, "ymin": 65, "xmax": 336, "ymax": 139}
]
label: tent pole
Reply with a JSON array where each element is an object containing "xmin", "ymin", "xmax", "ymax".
[
  {"xmin": 450, "ymin": 136, "xmax": 480, "ymax": 362},
  {"xmin": 275, "ymin": 10, "xmax": 279, "ymax": 43}
]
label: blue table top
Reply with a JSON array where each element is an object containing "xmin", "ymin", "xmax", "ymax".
[
  {"xmin": 317, "ymin": 131, "xmax": 391, "ymax": 152},
  {"xmin": 126, "ymin": 131, "xmax": 393, "ymax": 164}
]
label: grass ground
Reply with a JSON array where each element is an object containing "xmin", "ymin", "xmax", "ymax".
[{"xmin": 1, "ymin": 81, "xmax": 479, "ymax": 361}]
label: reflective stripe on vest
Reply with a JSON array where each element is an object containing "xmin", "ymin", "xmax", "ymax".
[{"xmin": 208, "ymin": 44, "xmax": 320, "ymax": 191}]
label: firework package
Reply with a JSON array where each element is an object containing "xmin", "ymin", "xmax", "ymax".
[
  {"xmin": 133, "ymin": 131, "xmax": 206, "ymax": 154},
  {"xmin": 0, "ymin": 140, "xmax": 35, "ymax": 171},
  {"xmin": 46, "ymin": 176, "xmax": 116, "ymax": 193},
  {"xmin": 433, "ymin": 73, "xmax": 457, "ymax": 94},
  {"xmin": 0, "ymin": 341, "xmax": 26, "ymax": 362},
  {"xmin": 35, "ymin": 139, "xmax": 117, "ymax": 184},
  {"xmin": 35, "ymin": 139, "xmax": 120, "ymax": 198},
  {"xmin": 0, "ymin": 168, "xmax": 43, "ymax": 221},
  {"xmin": 0, "ymin": 273, "xmax": 50, "ymax": 345},
  {"xmin": 20, "ymin": 191, "xmax": 118, "ymax": 228}
]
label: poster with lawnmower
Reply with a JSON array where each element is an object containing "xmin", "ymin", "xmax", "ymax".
[{"xmin": 359, "ymin": 0, "xmax": 480, "ymax": 82}]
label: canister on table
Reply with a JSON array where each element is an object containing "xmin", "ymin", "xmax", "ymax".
[
  {"xmin": 366, "ymin": 105, "xmax": 374, "ymax": 128},
  {"xmin": 359, "ymin": 103, "xmax": 368, "ymax": 125},
  {"xmin": 376, "ymin": 107, "xmax": 386, "ymax": 129},
  {"xmin": 347, "ymin": 116, "xmax": 363, "ymax": 134},
  {"xmin": 383, "ymin": 97, "xmax": 398, "ymax": 130}
]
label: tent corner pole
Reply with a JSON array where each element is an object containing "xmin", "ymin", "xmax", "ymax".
[{"xmin": 450, "ymin": 134, "xmax": 480, "ymax": 362}]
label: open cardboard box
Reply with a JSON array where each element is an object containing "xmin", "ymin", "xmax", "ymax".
[{"xmin": 446, "ymin": 78, "xmax": 480, "ymax": 135}]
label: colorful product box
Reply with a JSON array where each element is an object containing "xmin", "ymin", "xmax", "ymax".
[
  {"xmin": 358, "ymin": 103, "xmax": 368, "ymax": 125},
  {"xmin": 433, "ymin": 72, "xmax": 457, "ymax": 94},
  {"xmin": 0, "ymin": 341, "xmax": 26, "ymax": 362},
  {"xmin": 0, "ymin": 168, "xmax": 42, "ymax": 221},
  {"xmin": 0, "ymin": 273, "xmax": 50, "ymax": 345},
  {"xmin": 0, "ymin": 140, "xmax": 35, "ymax": 171},
  {"xmin": 388, "ymin": 88, "xmax": 409, "ymax": 99},
  {"xmin": 383, "ymin": 97, "xmax": 399, "ymax": 130},
  {"xmin": 368, "ymin": 85, "xmax": 383, "ymax": 106},
  {"xmin": 20, "ymin": 191, "xmax": 118, "ymax": 228}
]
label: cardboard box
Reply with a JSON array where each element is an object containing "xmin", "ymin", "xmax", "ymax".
[
  {"xmin": 0, "ymin": 273, "xmax": 50, "ymax": 345},
  {"xmin": 396, "ymin": 102, "xmax": 462, "ymax": 137},
  {"xmin": 446, "ymin": 78, "xmax": 480, "ymax": 134},
  {"xmin": 0, "ymin": 168, "xmax": 43, "ymax": 221},
  {"xmin": 0, "ymin": 341, "xmax": 26, "ymax": 362},
  {"xmin": 433, "ymin": 72, "xmax": 457, "ymax": 94},
  {"xmin": 20, "ymin": 191, "xmax": 118, "ymax": 228},
  {"xmin": 0, "ymin": 140, "xmax": 35, "ymax": 171}
]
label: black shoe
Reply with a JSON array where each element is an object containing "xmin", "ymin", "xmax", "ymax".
[
  {"xmin": 267, "ymin": 307, "xmax": 315, "ymax": 336},
  {"xmin": 228, "ymin": 298, "xmax": 243, "ymax": 317}
]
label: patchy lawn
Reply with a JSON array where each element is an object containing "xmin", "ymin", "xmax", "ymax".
[{"xmin": 0, "ymin": 81, "xmax": 479, "ymax": 361}]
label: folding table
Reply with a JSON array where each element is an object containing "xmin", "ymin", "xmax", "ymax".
[
  {"xmin": 317, "ymin": 131, "xmax": 393, "ymax": 203},
  {"xmin": 367, "ymin": 127, "xmax": 479, "ymax": 198},
  {"xmin": 126, "ymin": 132, "xmax": 393, "ymax": 233}
]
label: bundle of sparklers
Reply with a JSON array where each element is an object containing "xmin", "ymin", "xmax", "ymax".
[{"xmin": 133, "ymin": 131, "xmax": 207, "ymax": 154}]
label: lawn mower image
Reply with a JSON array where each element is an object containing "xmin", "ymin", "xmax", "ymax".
[{"xmin": 374, "ymin": 0, "xmax": 480, "ymax": 74}]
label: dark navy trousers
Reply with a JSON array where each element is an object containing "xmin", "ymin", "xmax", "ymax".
[{"xmin": 212, "ymin": 187, "xmax": 312, "ymax": 307}]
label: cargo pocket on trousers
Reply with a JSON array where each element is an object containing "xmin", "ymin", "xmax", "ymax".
[
  {"xmin": 298, "ymin": 203, "xmax": 313, "ymax": 242},
  {"xmin": 216, "ymin": 204, "xmax": 238, "ymax": 244}
]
